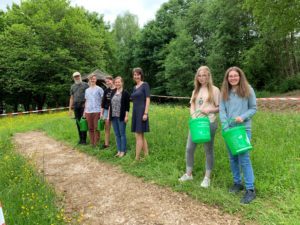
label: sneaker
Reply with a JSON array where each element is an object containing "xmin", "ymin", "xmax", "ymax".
[
  {"xmin": 229, "ymin": 183, "xmax": 244, "ymax": 193},
  {"xmin": 200, "ymin": 177, "xmax": 210, "ymax": 188},
  {"xmin": 240, "ymin": 189, "xmax": 256, "ymax": 204},
  {"xmin": 178, "ymin": 173, "xmax": 193, "ymax": 182}
]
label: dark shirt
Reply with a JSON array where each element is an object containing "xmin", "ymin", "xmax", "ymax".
[
  {"xmin": 70, "ymin": 82, "xmax": 89, "ymax": 107},
  {"xmin": 109, "ymin": 89, "xmax": 130, "ymax": 121},
  {"xmin": 101, "ymin": 87, "xmax": 115, "ymax": 109}
]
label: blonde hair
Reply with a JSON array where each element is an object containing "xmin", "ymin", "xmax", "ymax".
[
  {"xmin": 191, "ymin": 66, "xmax": 215, "ymax": 104},
  {"xmin": 114, "ymin": 76, "xmax": 124, "ymax": 87},
  {"xmin": 88, "ymin": 73, "xmax": 97, "ymax": 80},
  {"xmin": 221, "ymin": 67, "xmax": 250, "ymax": 101}
]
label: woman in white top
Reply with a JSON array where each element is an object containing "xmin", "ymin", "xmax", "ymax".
[
  {"xmin": 84, "ymin": 74, "xmax": 104, "ymax": 147},
  {"xmin": 179, "ymin": 66, "xmax": 220, "ymax": 188}
]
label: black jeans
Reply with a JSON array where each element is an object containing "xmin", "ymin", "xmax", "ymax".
[{"xmin": 74, "ymin": 106, "xmax": 87, "ymax": 142}]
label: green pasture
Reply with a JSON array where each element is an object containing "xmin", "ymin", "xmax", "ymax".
[{"xmin": 0, "ymin": 105, "xmax": 299, "ymax": 224}]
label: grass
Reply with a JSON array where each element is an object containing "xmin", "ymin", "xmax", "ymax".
[
  {"xmin": 0, "ymin": 113, "xmax": 78, "ymax": 224},
  {"xmin": 0, "ymin": 105, "xmax": 299, "ymax": 224}
]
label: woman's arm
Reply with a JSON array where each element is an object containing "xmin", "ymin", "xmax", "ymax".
[
  {"xmin": 219, "ymin": 99, "xmax": 228, "ymax": 130},
  {"xmin": 143, "ymin": 97, "xmax": 150, "ymax": 121},
  {"xmin": 239, "ymin": 87, "xmax": 257, "ymax": 122}
]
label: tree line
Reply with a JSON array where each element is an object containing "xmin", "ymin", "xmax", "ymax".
[{"xmin": 0, "ymin": 0, "xmax": 299, "ymax": 112}]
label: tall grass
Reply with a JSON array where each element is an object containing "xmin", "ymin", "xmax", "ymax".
[{"xmin": 0, "ymin": 106, "xmax": 299, "ymax": 224}]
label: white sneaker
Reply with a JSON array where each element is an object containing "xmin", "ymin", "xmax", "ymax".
[
  {"xmin": 178, "ymin": 173, "xmax": 193, "ymax": 182},
  {"xmin": 200, "ymin": 177, "xmax": 210, "ymax": 188}
]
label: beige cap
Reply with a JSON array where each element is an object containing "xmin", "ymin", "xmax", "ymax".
[{"xmin": 72, "ymin": 71, "xmax": 81, "ymax": 77}]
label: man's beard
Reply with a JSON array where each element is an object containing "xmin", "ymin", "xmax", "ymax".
[{"xmin": 74, "ymin": 78, "xmax": 82, "ymax": 84}]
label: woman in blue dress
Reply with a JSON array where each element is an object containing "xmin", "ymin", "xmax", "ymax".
[{"xmin": 131, "ymin": 67, "xmax": 150, "ymax": 160}]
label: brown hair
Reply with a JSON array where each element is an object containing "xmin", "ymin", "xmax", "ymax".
[
  {"xmin": 132, "ymin": 67, "xmax": 144, "ymax": 81},
  {"xmin": 221, "ymin": 67, "xmax": 250, "ymax": 101},
  {"xmin": 105, "ymin": 75, "xmax": 113, "ymax": 81},
  {"xmin": 191, "ymin": 66, "xmax": 215, "ymax": 104}
]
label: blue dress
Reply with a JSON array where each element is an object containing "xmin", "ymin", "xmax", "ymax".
[{"xmin": 131, "ymin": 82, "xmax": 150, "ymax": 132}]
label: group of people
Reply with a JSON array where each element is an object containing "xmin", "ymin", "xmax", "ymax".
[
  {"xmin": 69, "ymin": 68, "xmax": 150, "ymax": 160},
  {"xmin": 69, "ymin": 65, "xmax": 257, "ymax": 204}
]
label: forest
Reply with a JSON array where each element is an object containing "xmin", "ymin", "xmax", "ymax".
[{"xmin": 0, "ymin": 0, "xmax": 299, "ymax": 112}]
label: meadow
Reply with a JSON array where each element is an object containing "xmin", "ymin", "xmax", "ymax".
[{"xmin": 0, "ymin": 105, "xmax": 299, "ymax": 224}]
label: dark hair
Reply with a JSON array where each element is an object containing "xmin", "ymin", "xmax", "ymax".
[{"xmin": 132, "ymin": 67, "xmax": 144, "ymax": 81}]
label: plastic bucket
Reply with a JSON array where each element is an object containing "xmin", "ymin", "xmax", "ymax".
[
  {"xmin": 79, "ymin": 117, "xmax": 88, "ymax": 132},
  {"xmin": 97, "ymin": 118, "xmax": 104, "ymax": 131},
  {"xmin": 189, "ymin": 116, "xmax": 211, "ymax": 143},
  {"xmin": 222, "ymin": 126, "xmax": 252, "ymax": 155}
]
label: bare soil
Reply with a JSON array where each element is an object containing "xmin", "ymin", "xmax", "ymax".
[{"xmin": 14, "ymin": 131, "xmax": 241, "ymax": 225}]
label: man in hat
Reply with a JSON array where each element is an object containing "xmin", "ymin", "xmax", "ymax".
[{"xmin": 69, "ymin": 71, "xmax": 89, "ymax": 144}]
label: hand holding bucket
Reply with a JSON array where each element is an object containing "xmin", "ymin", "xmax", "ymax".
[
  {"xmin": 222, "ymin": 118, "xmax": 252, "ymax": 155},
  {"xmin": 189, "ymin": 110, "xmax": 211, "ymax": 143}
]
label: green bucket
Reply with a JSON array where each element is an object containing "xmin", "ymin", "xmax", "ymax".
[
  {"xmin": 79, "ymin": 117, "xmax": 88, "ymax": 132},
  {"xmin": 222, "ymin": 125, "xmax": 252, "ymax": 155},
  {"xmin": 189, "ymin": 116, "xmax": 211, "ymax": 143},
  {"xmin": 97, "ymin": 118, "xmax": 104, "ymax": 131}
]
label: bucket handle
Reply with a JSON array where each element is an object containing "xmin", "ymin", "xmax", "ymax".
[{"xmin": 222, "ymin": 118, "xmax": 244, "ymax": 131}]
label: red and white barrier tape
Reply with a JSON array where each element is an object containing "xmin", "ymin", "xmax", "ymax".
[
  {"xmin": 0, "ymin": 95, "xmax": 299, "ymax": 117},
  {"xmin": 257, "ymin": 97, "xmax": 300, "ymax": 101},
  {"xmin": 151, "ymin": 94, "xmax": 190, "ymax": 100},
  {"xmin": 0, "ymin": 107, "xmax": 68, "ymax": 118},
  {"xmin": 151, "ymin": 95, "xmax": 300, "ymax": 101},
  {"xmin": 0, "ymin": 202, "xmax": 5, "ymax": 225}
]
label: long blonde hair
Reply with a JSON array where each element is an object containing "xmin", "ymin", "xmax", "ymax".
[
  {"xmin": 221, "ymin": 67, "xmax": 250, "ymax": 101},
  {"xmin": 191, "ymin": 66, "xmax": 215, "ymax": 104}
]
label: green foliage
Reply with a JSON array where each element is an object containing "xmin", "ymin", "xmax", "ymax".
[
  {"xmin": 133, "ymin": 0, "xmax": 192, "ymax": 93},
  {"xmin": 112, "ymin": 11, "xmax": 140, "ymax": 89},
  {"xmin": 0, "ymin": 0, "xmax": 115, "ymax": 110},
  {"xmin": 279, "ymin": 74, "xmax": 300, "ymax": 92},
  {"xmin": 164, "ymin": 30, "xmax": 199, "ymax": 96},
  {"xmin": 129, "ymin": 0, "xmax": 300, "ymax": 94}
]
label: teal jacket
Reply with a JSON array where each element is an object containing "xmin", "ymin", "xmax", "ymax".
[{"xmin": 219, "ymin": 86, "xmax": 257, "ymax": 131}]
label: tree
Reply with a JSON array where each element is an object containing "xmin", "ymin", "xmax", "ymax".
[
  {"xmin": 243, "ymin": 0, "xmax": 300, "ymax": 91},
  {"xmin": 112, "ymin": 11, "xmax": 140, "ymax": 89},
  {"xmin": 0, "ymin": 0, "xmax": 111, "ymax": 110},
  {"xmin": 133, "ymin": 0, "xmax": 193, "ymax": 94},
  {"xmin": 164, "ymin": 29, "xmax": 200, "ymax": 96}
]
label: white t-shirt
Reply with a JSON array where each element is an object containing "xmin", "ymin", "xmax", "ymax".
[
  {"xmin": 190, "ymin": 86, "xmax": 220, "ymax": 122},
  {"xmin": 85, "ymin": 86, "xmax": 104, "ymax": 113}
]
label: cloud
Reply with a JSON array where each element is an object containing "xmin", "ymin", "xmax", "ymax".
[
  {"xmin": 0, "ymin": 0, "xmax": 168, "ymax": 27},
  {"xmin": 70, "ymin": 0, "xmax": 168, "ymax": 26}
]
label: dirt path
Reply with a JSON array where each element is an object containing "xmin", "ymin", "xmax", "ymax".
[{"xmin": 14, "ymin": 131, "xmax": 240, "ymax": 225}]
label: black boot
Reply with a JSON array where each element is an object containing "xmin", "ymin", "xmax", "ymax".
[{"xmin": 80, "ymin": 132, "xmax": 87, "ymax": 145}]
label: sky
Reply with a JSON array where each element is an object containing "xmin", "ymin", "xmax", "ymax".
[{"xmin": 0, "ymin": 0, "xmax": 169, "ymax": 27}]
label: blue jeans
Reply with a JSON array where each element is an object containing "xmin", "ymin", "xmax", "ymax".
[
  {"xmin": 112, "ymin": 117, "xmax": 127, "ymax": 152},
  {"xmin": 227, "ymin": 130, "xmax": 255, "ymax": 190}
]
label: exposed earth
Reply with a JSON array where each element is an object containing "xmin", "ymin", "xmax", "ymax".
[{"xmin": 14, "ymin": 131, "xmax": 241, "ymax": 225}]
